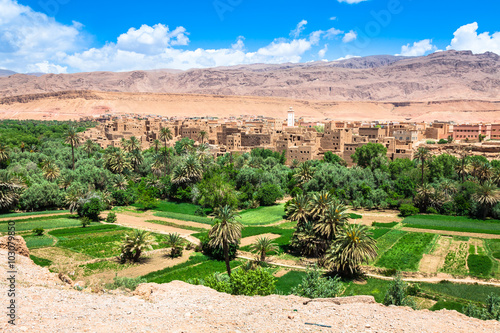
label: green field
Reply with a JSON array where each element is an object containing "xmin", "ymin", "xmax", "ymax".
[
  {"xmin": 0, "ymin": 216, "xmax": 82, "ymax": 233},
  {"xmin": 275, "ymin": 270, "xmax": 307, "ymax": 294},
  {"xmin": 485, "ymin": 239, "xmax": 500, "ymax": 260},
  {"xmin": 376, "ymin": 233, "xmax": 436, "ymax": 271},
  {"xmin": 49, "ymin": 225, "xmax": 168, "ymax": 258},
  {"xmin": 142, "ymin": 253, "xmax": 242, "ymax": 284},
  {"xmin": 370, "ymin": 227, "xmax": 392, "ymax": 239},
  {"xmin": 374, "ymin": 229, "xmax": 407, "ymax": 256},
  {"xmin": 24, "ymin": 235, "xmax": 54, "ymax": 249},
  {"xmin": 467, "ymin": 255, "xmax": 492, "ymax": 278},
  {"xmin": 239, "ymin": 204, "xmax": 285, "ymax": 225},
  {"xmin": 403, "ymin": 215, "xmax": 500, "ymax": 235},
  {"xmin": 372, "ymin": 222, "xmax": 399, "ymax": 228},
  {"xmin": 0, "ymin": 210, "xmax": 70, "ymax": 218},
  {"xmin": 344, "ymin": 278, "xmax": 392, "ymax": 303}
]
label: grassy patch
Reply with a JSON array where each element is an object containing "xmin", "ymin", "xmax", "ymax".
[
  {"xmin": 376, "ymin": 233, "xmax": 436, "ymax": 271},
  {"xmin": 146, "ymin": 220, "xmax": 207, "ymax": 232},
  {"xmin": 24, "ymin": 235, "xmax": 54, "ymax": 249},
  {"xmin": 403, "ymin": 215, "xmax": 500, "ymax": 235},
  {"xmin": 142, "ymin": 254, "xmax": 241, "ymax": 284},
  {"xmin": 349, "ymin": 213, "xmax": 363, "ymax": 220},
  {"xmin": 53, "ymin": 226, "xmax": 168, "ymax": 258},
  {"xmin": 430, "ymin": 300, "xmax": 466, "ymax": 312},
  {"xmin": 275, "ymin": 270, "xmax": 307, "ymax": 294},
  {"xmin": 343, "ymin": 278, "xmax": 392, "ymax": 303},
  {"xmin": 420, "ymin": 281, "xmax": 500, "ymax": 304},
  {"xmin": 0, "ymin": 217, "xmax": 80, "ymax": 232},
  {"xmin": 153, "ymin": 201, "xmax": 205, "ymax": 215},
  {"xmin": 370, "ymin": 227, "xmax": 391, "ymax": 239},
  {"xmin": 240, "ymin": 226, "xmax": 294, "ymax": 253},
  {"xmin": 0, "ymin": 210, "xmax": 70, "ymax": 218},
  {"xmin": 485, "ymin": 239, "xmax": 500, "ymax": 260},
  {"xmin": 30, "ymin": 255, "xmax": 53, "ymax": 267},
  {"xmin": 239, "ymin": 204, "xmax": 285, "ymax": 225},
  {"xmin": 441, "ymin": 242, "xmax": 469, "ymax": 275},
  {"xmin": 79, "ymin": 260, "xmax": 132, "ymax": 277},
  {"xmin": 467, "ymin": 255, "xmax": 492, "ymax": 278},
  {"xmin": 374, "ymin": 229, "xmax": 407, "ymax": 256},
  {"xmin": 153, "ymin": 211, "xmax": 213, "ymax": 224},
  {"xmin": 372, "ymin": 222, "xmax": 399, "ymax": 228}
]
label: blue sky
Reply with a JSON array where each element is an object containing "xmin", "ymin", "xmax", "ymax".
[{"xmin": 1, "ymin": 0, "xmax": 499, "ymax": 73}]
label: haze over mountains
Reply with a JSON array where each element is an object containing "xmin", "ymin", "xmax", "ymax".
[{"xmin": 1, "ymin": 50, "xmax": 499, "ymax": 101}]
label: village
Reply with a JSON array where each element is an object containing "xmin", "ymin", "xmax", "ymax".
[{"xmin": 81, "ymin": 107, "xmax": 500, "ymax": 164}]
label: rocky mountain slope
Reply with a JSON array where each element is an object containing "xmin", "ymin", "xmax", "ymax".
[
  {"xmin": 0, "ymin": 247, "xmax": 499, "ymax": 332},
  {"xmin": 0, "ymin": 51, "xmax": 499, "ymax": 102}
]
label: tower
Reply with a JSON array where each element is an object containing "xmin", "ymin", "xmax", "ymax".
[{"xmin": 287, "ymin": 107, "xmax": 295, "ymax": 127}]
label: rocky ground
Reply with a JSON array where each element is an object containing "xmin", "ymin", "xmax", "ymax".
[{"xmin": 0, "ymin": 247, "xmax": 499, "ymax": 332}]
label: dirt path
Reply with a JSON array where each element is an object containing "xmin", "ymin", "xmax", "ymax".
[
  {"xmin": 401, "ymin": 227, "xmax": 500, "ymax": 239},
  {"xmin": 236, "ymin": 255, "xmax": 500, "ymax": 287},
  {"xmin": 87, "ymin": 249, "xmax": 195, "ymax": 283},
  {"xmin": 0, "ymin": 212, "xmax": 71, "ymax": 222},
  {"xmin": 347, "ymin": 209, "xmax": 403, "ymax": 225},
  {"xmin": 419, "ymin": 236, "xmax": 452, "ymax": 273},
  {"xmin": 109, "ymin": 213, "xmax": 202, "ymax": 245},
  {"xmin": 240, "ymin": 233, "xmax": 281, "ymax": 247}
]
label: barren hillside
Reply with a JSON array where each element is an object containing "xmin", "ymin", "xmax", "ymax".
[
  {"xmin": 1, "ymin": 90, "xmax": 499, "ymax": 122},
  {"xmin": 0, "ymin": 51, "xmax": 499, "ymax": 102},
  {"xmin": 1, "ymin": 249, "xmax": 498, "ymax": 332}
]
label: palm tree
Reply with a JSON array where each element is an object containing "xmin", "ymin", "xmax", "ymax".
[
  {"xmin": 113, "ymin": 174, "xmax": 128, "ymax": 190},
  {"xmin": 172, "ymin": 154, "xmax": 203, "ymax": 185},
  {"xmin": 83, "ymin": 139, "xmax": 96, "ymax": 158},
  {"xmin": 128, "ymin": 136, "xmax": 141, "ymax": 152},
  {"xmin": 209, "ymin": 205, "xmax": 243, "ymax": 276},
  {"xmin": 58, "ymin": 174, "xmax": 72, "ymax": 190},
  {"xmin": 20, "ymin": 142, "xmax": 25, "ymax": 153},
  {"xmin": 414, "ymin": 147, "xmax": 431, "ymax": 185},
  {"xmin": 64, "ymin": 127, "xmax": 80, "ymax": 170},
  {"xmin": 438, "ymin": 179, "xmax": 457, "ymax": 199},
  {"xmin": 325, "ymin": 223, "xmax": 378, "ymax": 275},
  {"xmin": 159, "ymin": 127, "xmax": 173, "ymax": 173},
  {"xmin": 250, "ymin": 236, "xmax": 278, "ymax": 262},
  {"xmin": 165, "ymin": 233, "xmax": 184, "ymax": 258},
  {"xmin": 308, "ymin": 190, "xmax": 335, "ymax": 219},
  {"xmin": 314, "ymin": 200, "xmax": 350, "ymax": 242},
  {"xmin": 104, "ymin": 150, "xmax": 131, "ymax": 174},
  {"xmin": 415, "ymin": 183, "xmax": 435, "ymax": 212},
  {"xmin": 65, "ymin": 189, "xmax": 83, "ymax": 213},
  {"xmin": 456, "ymin": 148, "xmax": 470, "ymax": 183},
  {"xmin": 128, "ymin": 149, "xmax": 143, "ymax": 172},
  {"xmin": 199, "ymin": 130, "xmax": 208, "ymax": 144},
  {"xmin": 152, "ymin": 139, "xmax": 160, "ymax": 154},
  {"xmin": 0, "ymin": 173, "xmax": 24, "ymax": 212},
  {"xmin": 472, "ymin": 181, "xmax": 500, "ymax": 219},
  {"xmin": 0, "ymin": 143, "xmax": 9, "ymax": 163},
  {"xmin": 43, "ymin": 164, "xmax": 60, "ymax": 181},
  {"xmin": 120, "ymin": 229, "xmax": 158, "ymax": 263},
  {"xmin": 477, "ymin": 162, "xmax": 493, "ymax": 185},
  {"xmin": 285, "ymin": 194, "xmax": 310, "ymax": 229},
  {"xmin": 290, "ymin": 220, "xmax": 324, "ymax": 257},
  {"xmin": 293, "ymin": 162, "xmax": 315, "ymax": 187}
]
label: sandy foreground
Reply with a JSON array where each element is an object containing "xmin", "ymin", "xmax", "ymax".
[{"xmin": 1, "ymin": 250, "xmax": 499, "ymax": 332}]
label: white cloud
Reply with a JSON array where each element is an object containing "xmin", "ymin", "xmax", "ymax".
[
  {"xmin": 0, "ymin": 0, "xmax": 83, "ymax": 73},
  {"xmin": 116, "ymin": 24, "xmax": 189, "ymax": 54},
  {"xmin": 446, "ymin": 22, "xmax": 500, "ymax": 54},
  {"xmin": 335, "ymin": 55, "xmax": 361, "ymax": 61},
  {"xmin": 397, "ymin": 39, "xmax": 437, "ymax": 57},
  {"xmin": 318, "ymin": 44, "xmax": 328, "ymax": 58},
  {"xmin": 342, "ymin": 30, "xmax": 357, "ymax": 43},
  {"xmin": 309, "ymin": 31, "xmax": 323, "ymax": 45},
  {"xmin": 324, "ymin": 28, "xmax": 344, "ymax": 39},
  {"xmin": 329, "ymin": 17, "xmax": 337, "ymax": 21},
  {"xmin": 290, "ymin": 20, "xmax": 308, "ymax": 38},
  {"xmin": 337, "ymin": 0, "xmax": 368, "ymax": 4},
  {"xmin": 26, "ymin": 61, "xmax": 67, "ymax": 74}
]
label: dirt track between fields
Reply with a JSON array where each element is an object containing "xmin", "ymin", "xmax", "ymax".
[{"xmin": 401, "ymin": 227, "xmax": 500, "ymax": 239}]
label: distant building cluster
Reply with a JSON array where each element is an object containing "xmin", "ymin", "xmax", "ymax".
[{"xmin": 80, "ymin": 109, "xmax": 499, "ymax": 164}]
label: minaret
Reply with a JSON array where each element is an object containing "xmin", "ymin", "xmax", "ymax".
[{"xmin": 287, "ymin": 107, "xmax": 295, "ymax": 127}]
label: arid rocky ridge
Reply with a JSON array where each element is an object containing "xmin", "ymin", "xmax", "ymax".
[
  {"xmin": 0, "ymin": 51, "xmax": 499, "ymax": 101},
  {"xmin": 1, "ymin": 248, "xmax": 499, "ymax": 332}
]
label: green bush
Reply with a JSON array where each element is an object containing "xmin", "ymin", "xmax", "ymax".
[
  {"xmin": 32, "ymin": 227, "xmax": 45, "ymax": 236},
  {"xmin": 105, "ymin": 212, "xmax": 117, "ymax": 223},
  {"xmin": 79, "ymin": 217, "xmax": 92, "ymax": 228},
  {"xmin": 107, "ymin": 276, "xmax": 146, "ymax": 291},
  {"xmin": 383, "ymin": 274, "xmax": 416, "ymax": 308},
  {"xmin": 426, "ymin": 140, "xmax": 436, "ymax": 144},
  {"xmin": 254, "ymin": 183, "xmax": 283, "ymax": 206},
  {"xmin": 136, "ymin": 192, "xmax": 158, "ymax": 211},
  {"xmin": 399, "ymin": 204, "xmax": 419, "ymax": 217},
  {"xmin": 426, "ymin": 207, "xmax": 438, "ymax": 214},
  {"xmin": 230, "ymin": 268, "xmax": 277, "ymax": 296},
  {"xmin": 463, "ymin": 293, "xmax": 500, "ymax": 321},
  {"xmin": 200, "ymin": 235, "xmax": 239, "ymax": 261},
  {"xmin": 291, "ymin": 267, "xmax": 345, "ymax": 299},
  {"xmin": 438, "ymin": 139, "xmax": 448, "ymax": 144},
  {"xmin": 78, "ymin": 198, "xmax": 103, "ymax": 221},
  {"xmin": 467, "ymin": 255, "xmax": 492, "ymax": 277}
]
